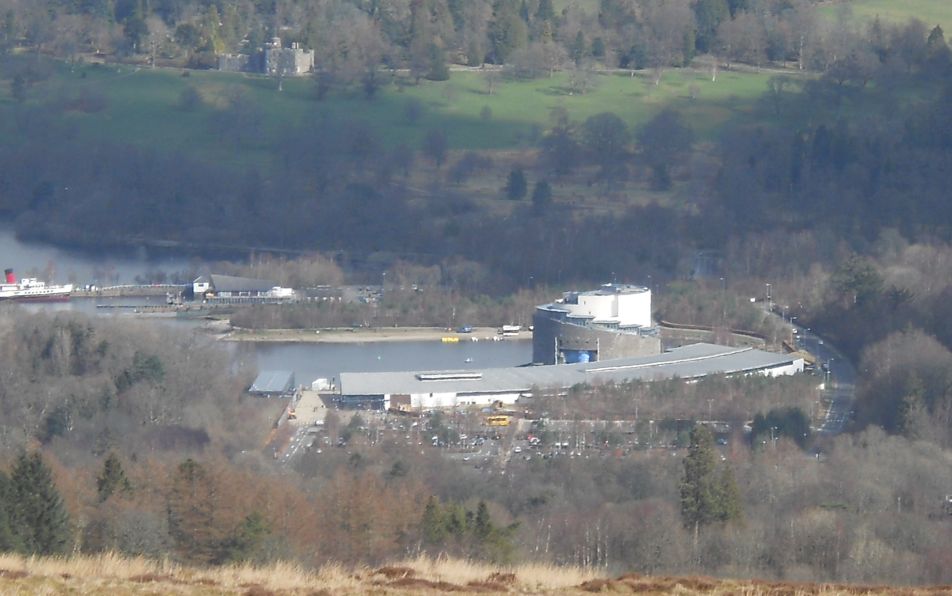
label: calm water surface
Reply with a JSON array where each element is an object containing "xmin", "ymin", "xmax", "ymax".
[
  {"xmin": 0, "ymin": 225, "xmax": 194, "ymax": 285},
  {"xmin": 2, "ymin": 227, "xmax": 532, "ymax": 380}
]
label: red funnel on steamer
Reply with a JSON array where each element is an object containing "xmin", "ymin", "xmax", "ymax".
[{"xmin": 4, "ymin": 269, "xmax": 14, "ymax": 284}]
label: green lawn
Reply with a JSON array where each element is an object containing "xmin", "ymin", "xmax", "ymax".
[
  {"xmin": 553, "ymin": 0, "xmax": 599, "ymax": 12},
  {"xmin": 0, "ymin": 62, "xmax": 780, "ymax": 163},
  {"xmin": 820, "ymin": 0, "xmax": 952, "ymax": 30}
]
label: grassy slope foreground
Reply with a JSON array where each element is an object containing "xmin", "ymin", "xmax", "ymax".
[{"xmin": 0, "ymin": 553, "xmax": 949, "ymax": 595}]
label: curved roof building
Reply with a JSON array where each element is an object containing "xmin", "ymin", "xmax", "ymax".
[{"xmin": 532, "ymin": 284, "xmax": 661, "ymax": 365}]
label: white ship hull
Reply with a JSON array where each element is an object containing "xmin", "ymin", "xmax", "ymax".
[{"xmin": 0, "ymin": 268, "xmax": 72, "ymax": 302}]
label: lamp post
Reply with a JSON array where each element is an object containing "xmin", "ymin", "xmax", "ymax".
[
  {"xmin": 765, "ymin": 283, "xmax": 772, "ymax": 313},
  {"xmin": 720, "ymin": 277, "xmax": 726, "ymax": 322}
]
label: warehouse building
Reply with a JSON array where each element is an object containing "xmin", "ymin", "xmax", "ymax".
[
  {"xmin": 532, "ymin": 284, "xmax": 662, "ymax": 365},
  {"xmin": 336, "ymin": 343, "xmax": 804, "ymax": 411}
]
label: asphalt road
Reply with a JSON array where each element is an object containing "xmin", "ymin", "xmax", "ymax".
[{"xmin": 792, "ymin": 325, "xmax": 857, "ymax": 434}]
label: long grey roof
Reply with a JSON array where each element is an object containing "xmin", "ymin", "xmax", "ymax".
[
  {"xmin": 209, "ymin": 274, "xmax": 275, "ymax": 292},
  {"xmin": 338, "ymin": 343, "xmax": 800, "ymax": 396}
]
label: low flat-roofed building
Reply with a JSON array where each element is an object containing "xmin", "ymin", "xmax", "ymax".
[
  {"xmin": 337, "ymin": 343, "xmax": 804, "ymax": 411},
  {"xmin": 250, "ymin": 370, "xmax": 296, "ymax": 397},
  {"xmin": 193, "ymin": 274, "xmax": 294, "ymax": 302}
]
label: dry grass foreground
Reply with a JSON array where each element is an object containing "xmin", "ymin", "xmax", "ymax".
[{"xmin": 0, "ymin": 552, "xmax": 949, "ymax": 595}]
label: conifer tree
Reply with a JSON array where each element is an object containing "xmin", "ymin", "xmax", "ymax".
[
  {"xmin": 421, "ymin": 496, "xmax": 446, "ymax": 547},
  {"xmin": 167, "ymin": 458, "xmax": 219, "ymax": 564},
  {"xmin": 97, "ymin": 452, "xmax": 132, "ymax": 503},
  {"xmin": 505, "ymin": 168, "xmax": 527, "ymax": 200},
  {"xmin": 0, "ymin": 471, "xmax": 20, "ymax": 552},
  {"xmin": 716, "ymin": 465, "xmax": 743, "ymax": 523},
  {"xmin": 680, "ymin": 425, "xmax": 741, "ymax": 532},
  {"xmin": 473, "ymin": 501, "xmax": 492, "ymax": 541},
  {"xmin": 531, "ymin": 180, "xmax": 552, "ymax": 212},
  {"xmin": 217, "ymin": 511, "xmax": 270, "ymax": 564},
  {"xmin": 9, "ymin": 452, "xmax": 71, "ymax": 555}
]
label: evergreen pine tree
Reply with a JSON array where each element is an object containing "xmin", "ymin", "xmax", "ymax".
[
  {"xmin": 97, "ymin": 452, "xmax": 132, "ymax": 503},
  {"xmin": 679, "ymin": 425, "xmax": 722, "ymax": 530},
  {"xmin": 167, "ymin": 458, "xmax": 219, "ymax": 564},
  {"xmin": 715, "ymin": 464, "xmax": 743, "ymax": 523},
  {"xmin": 927, "ymin": 25, "xmax": 948, "ymax": 60},
  {"xmin": 425, "ymin": 43, "xmax": 450, "ymax": 81},
  {"xmin": 571, "ymin": 31, "xmax": 587, "ymax": 65},
  {"xmin": 0, "ymin": 471, "xmax": 20, "ymax": 552},
  {"xmin": 421, "ymin": 496, "xmax": 446, "ymax": 547},
  {"xmin": 9, "ymin": 452, "xmax": 71, "ymax": 555},
  {"xmin": 216, "ymin": 511, "xmax": 271, "ymax": 564},
  {"xmin": 444, "ymin": 502, "xmax": 468, "ymax": 538},
  {"xmin": 505, "ymin": 168, "xmax": 527, "ymax": 200},
  {"xmin": 535, "ymin": 0, "xmax": 555, "ymax": 22},
  {"xmin": 531, "ymin": 180, "xmax": 552, "ymax": 212},
  {"xmin": 473, "ymin": 501, "xmax": 492, "ymax": 541}
]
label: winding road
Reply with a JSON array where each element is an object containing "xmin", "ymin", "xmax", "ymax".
[{"xmin": 792, "ymin": 325, "xmax": 857, "ymax": 434}]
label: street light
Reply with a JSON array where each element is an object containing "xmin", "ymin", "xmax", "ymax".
[
  {"xmin": 719, "ymin": 277, "xmax": 726, "ymax": 321},
  {"xmin": 765, "ymin": 283, "xmax": 772, "ymax": 312}
]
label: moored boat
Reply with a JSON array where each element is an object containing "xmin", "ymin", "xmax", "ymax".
[{"xmin": 0, "ymin": 269, "xmax": 72, "ymax": 302}]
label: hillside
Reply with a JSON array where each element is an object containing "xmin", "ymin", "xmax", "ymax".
[
  {"xmin": 819, "ymin": 0, "xmax": 952, "ymax": 31},
  {"xmin": 0, "ymin": 62, "xmax": 776, "ymax": 158},
  {"xmin": 0, "ymin": 553, "xmax": 948, "ymax": 595}
]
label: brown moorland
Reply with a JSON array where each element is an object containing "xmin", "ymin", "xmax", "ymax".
[{"xmin": 0, "ymin": 552, "xmax": 949, "ymax": 595}]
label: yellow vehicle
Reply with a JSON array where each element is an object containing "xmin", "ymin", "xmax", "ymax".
[{"xmin": 487, "ymin": 415, "xmax": 510, "ymax": 427}]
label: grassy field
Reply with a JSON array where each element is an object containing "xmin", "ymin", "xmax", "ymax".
[
  {"xmin": 820, "ymin": 0, "xmax": 952, "ymax": 30},
  {"xmin": 0, "ymin": 552, "xmax": 947, "ymax": 595},
  {"xmin": 1, "ymin": 61, "xmax": 781, "ymax": 162}
]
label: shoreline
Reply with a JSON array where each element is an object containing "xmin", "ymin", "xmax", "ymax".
[{"xmin": 219, "ymin": 326, "xmax": 530, "ymax": 344}]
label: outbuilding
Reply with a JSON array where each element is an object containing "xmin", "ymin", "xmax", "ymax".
[
  {"xmin": 192, "ymin": 274, "xmax": 294, "ymax": 302},
  {"xmin": 249, "ymin": 370, "xmax": 296, "ymax": 397}
]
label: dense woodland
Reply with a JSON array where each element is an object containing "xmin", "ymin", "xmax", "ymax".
[
  {"xmin": 0, "ymin": 0, "xmax": 951, "ymax": 587},
  {"xmin": 0, "ymin": 306, "xmax": 948, "ymax": 584}
]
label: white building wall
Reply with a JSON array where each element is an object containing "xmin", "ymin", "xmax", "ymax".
[
  {"xmin": 575, "ymin": 294, "xmax": 612, "ymax": 320},
  {"xmin": 561, "ymin": 288, "xmax": 652, "ymax": 327},
  {"xmin": 410, "ymin": 391, "xmax": 523, "ymax": 410},
  {"xmin": 761, "ymin": 359, "xmax": 805, "ymax": 377},
  {"xmin": 615, "ymin": 291, "xmax": 652, "ymax": 327}
]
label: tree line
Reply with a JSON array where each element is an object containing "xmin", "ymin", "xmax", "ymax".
[
  {"xmin": 0, "ymin": 0, "xmax": 891, "ymax": 82},
  {"xmin": 8, "ymin": 421, "xmax": 948, "ymax": 583}
]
